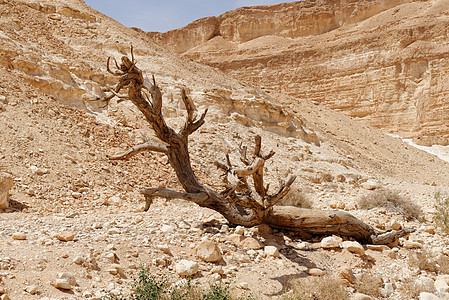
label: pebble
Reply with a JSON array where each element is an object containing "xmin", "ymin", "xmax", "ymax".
[
  {"xmin": 403, "ymin": 240, "xmax": 423, "ymax": 249},
  {"xmin": 342, "ymin": 241, "xmax": 365, "ymax": 256},
  {"xmin": 73, "ymin": 256, "xmax": 85, "ymax": 265},
  {"xmin": 234, "ymin": 226, "xmax": 245, "ymax": 235},
  {"xmin": 241, "ymin": 237, "xmax": 263, "ymax": 250},
  {"xmin": 1, "ymin": 295, "xmax": 10, "ymax": 300},
  {"xmin": 161, "ymin": 225, "xmax": 175, "ymax": 233},
  {"xmin": 264, "ymin": 246, "xmax": 280, "ymax": 257},
  {"xmin": 238, "ymin": 282, "xmax": 249, "ymax": 290},
  {"xmin": 175, "ymin": 260, "xmax": 199, "ymax": 277},
  {"xmin": 58, "ymin": 272, "xmax": 77, "ymax": 286},
  {"xmin": 211, "ymin": 266, "xmax": 224, "ymax": 274},
  {"xmin": 308, "ymin": 268, "xmax": 324, "ymax": 276},
  {"xmin": 25, "ymin": 285, "xmax": 39, "ymax": 294},
  {"xmin": 11, "ymin": 232, "xmax": 27, "ymax": 240},
  {"xmin": 55, "ymin": 231, "xmax": 75, "ymax": 242},
  {"xmin": 321, "ymin": 236, "xmax": 341, "ymax": 249},
  {"xmin": 52, "ymin": 278, "xmax": 72, "ymax": 290},
  {"xmin": 156, "ymin": 244, "xmax": 172, "ymax": 255}
]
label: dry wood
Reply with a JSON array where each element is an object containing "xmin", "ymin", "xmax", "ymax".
[{"xmin": 99, "ymin": 47, "xmax": 415, "ymax": 245}]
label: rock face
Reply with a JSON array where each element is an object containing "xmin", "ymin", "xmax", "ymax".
[
  {"xmin": 0, "ymin": 173, "xmax": 13, "ymax": 209},
  {"xmin": 150, "ymin": 0, "xmax": 449, "ymax": 145}
]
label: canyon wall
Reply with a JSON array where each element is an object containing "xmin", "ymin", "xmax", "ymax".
[{"xmin": 149, "ymin": 0, "xmax": 449, "ymax": 145}]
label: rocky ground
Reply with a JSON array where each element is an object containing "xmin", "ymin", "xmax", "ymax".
[{"xmin": 0, "ymin": 0, "xmax": 449, "ymax": 299}]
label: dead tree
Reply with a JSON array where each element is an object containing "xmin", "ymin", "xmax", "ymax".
[{"xmin": 98, "ymin": 47, "xmax": 413, "ymax": 245}]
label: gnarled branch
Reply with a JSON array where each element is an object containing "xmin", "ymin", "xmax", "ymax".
[{"xmin": 97, "ymin": 46, "xmax": 416, "ymax": 246}]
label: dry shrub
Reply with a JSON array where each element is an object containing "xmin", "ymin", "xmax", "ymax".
[
  {"xmin": 283, "ymin": 276, "xmax": 348, "ymax": 300},
  {"xmin": 358, "ymin": 188, "xmax": 422, "ymax": 220},
  {"xmin": 408, "ymin": 249, "xmax": 449, "ymax": 274},
  {"xmin": 398, "ymin": 280, "xmax": 436, "ymax": 299},
  {"xmin": 277, "ymin": 186, "xmax": 313, "ymax": 209},
  {"xmin": 434, "ymin": 192, "xmax": 449, "ymax": 232},
  {"xmin": 355, "ymin": 272, "xmax": 383, "ymax": 298}
]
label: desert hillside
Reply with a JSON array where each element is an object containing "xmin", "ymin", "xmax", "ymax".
[
  {"xmin": 0, "ymin": 0, "xmax": 449, "ymax": 299},
  {"xmin": 149, "ymin": 0, "xmax": 449, "ymax": 146}
]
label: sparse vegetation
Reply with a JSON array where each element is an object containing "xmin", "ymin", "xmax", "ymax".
[
  {"xmin": 398, "ymin": 279, "xmax": 436, "ymax": 299},
  {"xmin": 283, "ymin": 276, "xmax": 348, "ymax": 300},
  {"xmin": 434, "ymin": 192, "xmax": 449, "ymax": 232},
  {"xmin": 106, "ymin": 268, "xmax": 242, "ymax": 300},
  {"xmin": 407, "ymin": 249, "xmax": 449, "ymax": 274},
  {"xmin": 277, "ymin": 186, "xmax": 313, "ymax": 208},
  {"xmin": 358, "ymin": 188, "xmax": 422, "ymax": 220},
  {"xmin": 355, "ymin": 272, "xmax": 383, "ymax": 298}
]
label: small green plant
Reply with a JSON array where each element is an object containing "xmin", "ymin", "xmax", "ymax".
[
  {"xmin": 283, "ymin": 276, "xmax": 348, "ymax": 300},
  {"xmin": 105, "ymin": 267, "xmax": 246, "ymax": 300},
  {"xmin": 434, "ymin": 192, "xmax": 449, "ymax": 232},
  {"xmin": 358, "ymin": 188, "xmax": 422, "ymax": 220}
]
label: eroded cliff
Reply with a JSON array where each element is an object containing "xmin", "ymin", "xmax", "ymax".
[{"xmin": 149, "ymin": 0, "xmax": 449, "ymax": 146}]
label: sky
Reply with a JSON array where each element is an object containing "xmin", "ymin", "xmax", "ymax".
[{"xmin": 84, "ymin": 0, "xmax": 298, "ymax": 33}]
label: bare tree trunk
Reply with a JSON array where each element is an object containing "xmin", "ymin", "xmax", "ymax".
[{"xmin": 99, "ymin": 47, "xmax": 414, "ymax": 245}]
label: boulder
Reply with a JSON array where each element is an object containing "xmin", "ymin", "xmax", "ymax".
[
  {"xmin": 0, "ymin": 173, "xmax": 13, "ymax": 210},
  {"xmin": 342, "ymin": 241, "xmax": 365, "ymax": 256},
  {"xmin": 321, "ymin": 236, "xmax": 341, "ymax": 249},
  {"xmin": 195, "ymin": 241, "xmax": 222, "ymax": 262},
  {"xmin": 175, "ymin": 260, "xmax": 199, "ymax": 277}
]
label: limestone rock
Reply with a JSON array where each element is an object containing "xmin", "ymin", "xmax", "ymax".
[
  {"xmin": 264, "ymin": 246, "xmax": 280, "ymax": 257},
  {"xmin": 338, "ymin": 267, "xmax": 356, "ymax": 284},
  {"xmin": 175, "ymin": 260, "xmax": 199, "ymax": 277},
  {"xmin": 51, "ymin": 279, "xmax": 72, "ymax": 290},
  {"xmin": 308, "ymin": 268, "xmax": 324, "ymax": 276},
  {"xmin": 0, "ymin": 173, "xmax": 13, "ymax": 210},
  {"xmin": 25, "ymin": 285, "xmax": 39, "ymax": 294},
  {"xmin": 342, "ymin": 241, "xmax": 365, "ymax": 256},
  {"xmin": 240, "ymin": 237, "xmax": 263, "ymax": 250},
  {"xmin": 226, "ymin": 233, "xmax": 245, "ymax": 246},
  {"xmin": 403, "ymin": 240, "xmax": 423, "ymax": 249},
  {"xmin": 435, "ymin": 279, "xmax": 449, "ymax": 293},
  {"xmin": 57, "ymin": 272, "xmax": 77, "ymax": 286},
  {"xmin": 361, "ymin": 180, "xmax": 381, "ymax": 190},
  {"xmin": 351, "ymin": 293, "xmax": 373, "ymax": 300},
  {"xmin": 1, "ymin": 294, "xmax": 10, "ymax": 300},
  {"xmin": 321, "ymin": 236, "xmax": 341, "ymax": 249},
  {"xmin": 55, "ymin": 231, "xmax": 75, "ymax": 242},
  {"xmin": 419, "ymin": 292, "xmax": 440, "ymax": 300},
  {"xmin": 12, "ymin": 232, "xmax": 26, "ymax": 240},
  {"xmin": 195, "ymin": 241, "xmax": 222, "ymax": 262}
]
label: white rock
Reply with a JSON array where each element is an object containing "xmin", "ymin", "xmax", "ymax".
[
  {"xmin": 308, "ymin": 268, "xmax": 324, "ymax": 276},
  {"xmin": 419, "ymin": 292, "xmax": 440, "ymax": 300},
  {"xmin": 25, "ymin": 285, "xmax": 39, "ymax": 294},
  {"xmin": 238, "ymin": 282, "xmax": 249, "ymax": 290},
  {"xmin": 196, "ymin": 241, "xmax": 222, "ymax": 262},
  {"xmin": 342, "ymin": 241, "xmax": 365, "ymax": 256},
  {"xmin": 361, "ymin": 180, "xmax": 381, "ymax": 190},
  {"xmin": 211, "ymin": 266, "xmax": 224, "ymax": 274},
  {"xmin": 234, "ymin": 226, "xmax": 245, "ymax": 235},
  {"xmin": 351, "ymin": 293, "xmax": 372, "ymax": 300},
  {"xmin": 0, "ymin": 173, "xmax": 13, "ymax": 210},
  {"xmin": 161, "ymin": 225, "xmax": 175, "ymax": 233},
  {"xmin": 58, "ymin": 272, "xmax": 77, "ymax": 286},
  {"xmin": 320, "ymin": 236, "xmax": 341, "ymax": 249},
  {"xmin": 435, "ymin": 279, "xmax": 449, "ymax": 293},
  {"xmin": 52, "ymin": 278, "xmax": 72, "ymax": 290},
  {"xmin": 403, "ymin": 240, "xmax": 423, "ymax": 249},
  {"xmin": 264, "ymin": 246, "xmax": 280, "ymax": 257},
  {"xmin": 210, "ymin": 273, "xmax": 221, "ymax": 282},
  {"xmin": 175, "ymin": 260, "xmax": 199, "ymax": 277}
]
